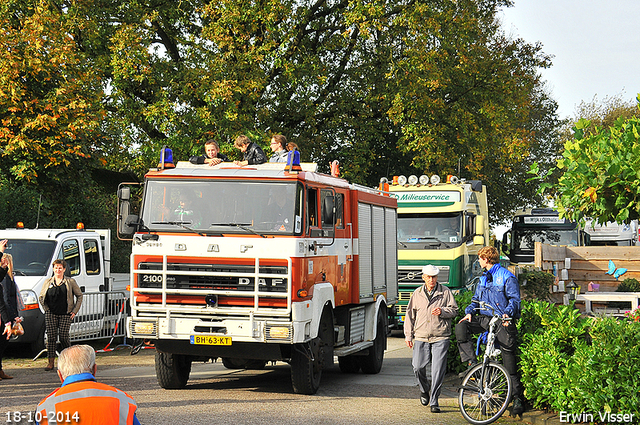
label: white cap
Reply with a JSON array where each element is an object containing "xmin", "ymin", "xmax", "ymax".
[{"xmin": 421, "ymin": 265, "xmax": 439, "ymax": 276}]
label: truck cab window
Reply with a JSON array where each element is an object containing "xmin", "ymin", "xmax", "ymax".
[
  {"xmin": 320, "ymin": 189, "xmax": 335, "ymax": 229},
  {"xmin": 84, "ymin": 239, "xmax": 101, "ymax": 275},
  {"xmin": 335, "ymin": 193, "xmax": 344, "ymax": 229},
  {"xmin": 59, "ymin": 239, "xmax": 80, "ymax": 276},
  {"xmin": 295, "ymin": 183, "xmax": 304, "ymax": 234},
  {"xmin": 308, "ymin": 187, "xmax": 318, "ymax": 229}
]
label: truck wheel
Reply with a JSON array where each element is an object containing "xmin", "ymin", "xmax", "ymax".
[
  {"xmin": 291, "ymin": 338, "xmax": 322, "ymax": 395},
  {"xmin": 155, "ymin": 350, "xmax": 192, "ymax": 389},
  {"xmin": 30, "ymin": 325, "xmax": 46, "ymax": 358},
  {"xmin": 338, "ymin": 356, "xmax": 360, "ymax": 373},
  {"xmin": 359, "ymin": 308, "xmax": 386, "ymax": 374},
  {"xmin": 290, "ymin": 308, "xmax": 333, "ymax": 394}
]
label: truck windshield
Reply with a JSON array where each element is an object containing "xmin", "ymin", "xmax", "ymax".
[
  {"xmin": 5, "ymin": 240, "xmax": 56, "ymax": 276},
  {"xmin": 141, "ymin": 179, "xmax": 302, "ymax": 235},
  {"xmin": 513, "ymin": 228, "xmax": 579, "ymax": 250},
  {"xmin": 397, "ymin": 213, "xmax": 462, "ymax": 249}
]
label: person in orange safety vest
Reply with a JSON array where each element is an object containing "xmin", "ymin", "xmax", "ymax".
[{"xmin": 36, "ymin": 344, "xmax": 140, "ymax": 425}]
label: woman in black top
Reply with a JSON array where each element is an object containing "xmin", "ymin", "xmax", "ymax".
[
  {"xmin": 0, "ymin": 240, "xmax": 17, "ymax": 380},
  {"xmin": 38, "ymin": 259, "xmax": 83, "ymax": 371}
]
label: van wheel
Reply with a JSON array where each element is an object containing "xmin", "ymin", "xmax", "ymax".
[
  {"xmin": 359, "ymin": 308, "xmax": 386, "ymax": 374},
  {"xmin": 30, "ymin": 325, "xmax": 46, "ymax": 358},
  {"xmin": 155, "ymin": 351, "xmax": 192, "ymax": 389}
]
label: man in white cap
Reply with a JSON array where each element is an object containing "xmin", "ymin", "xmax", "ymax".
[{"xmin": 404, "ymin": 264, "xmax": 458, "ymax": 413}]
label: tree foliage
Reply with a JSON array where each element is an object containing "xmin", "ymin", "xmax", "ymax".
[
  {"xmin": 554, "ymin": 102, "xmax": 640, "ymax": 224},
  {"xmin": 0, "ymin": 0, "xmax": 559, "ymax": 232},
  {"xmin": 0, "ymin": 0, "xmax": 106, "ymax": 188},
  {"xmin": 562, "ymin": 93, "xmax": 637, "ymax": 140}
]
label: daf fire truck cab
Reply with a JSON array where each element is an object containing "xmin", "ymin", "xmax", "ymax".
[
  {"xmin": 380, "ymin": 174, "xmax": 489, "ymax": 328},
  {"xmin": 118, "ymin": 159, "xmax": 398, "ymax": 395}
]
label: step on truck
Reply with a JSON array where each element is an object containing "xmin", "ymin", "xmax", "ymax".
[
  {"xmin": 379, "ymin": 174, "xmax": 489, "ymax": 328},
  {"xmin": 0, "ymin": 225, "xmax": 121, "ymax": 355},
  {"xmin": 118, "ymin": 154, "xmax": 398, "ymax": 394}
]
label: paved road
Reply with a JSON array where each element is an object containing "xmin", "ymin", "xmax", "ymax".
[{"xmin": 2, "ymin": 334, "xmax": 547, "ymax": 425}]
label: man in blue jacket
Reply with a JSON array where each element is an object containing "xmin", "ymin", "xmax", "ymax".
[{"xmin": 455, "ymin": 245, "xmax": 524, "ymax": 415}]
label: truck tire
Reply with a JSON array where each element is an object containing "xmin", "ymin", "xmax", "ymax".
[
  {"xmin": 359, "ymin": 308, "xmax": 386, "ymax": 374},
  {"xmin": 221, "ymin": 358, "xmax": 267, "ymax": 370},
  {"xmin": 338, "ymin": 356, "xmax": 361, "ymax": 373},
  {"xmin": 155, "ymin": 350, "xmax": 192, "ymax": 389},
  {"xmin": 290, "ymin": 308, "xmax": 332, "ymax": 394},
  {"xmin": 291, "ymin": 338, "xmax": 322, "ymax": 395}
]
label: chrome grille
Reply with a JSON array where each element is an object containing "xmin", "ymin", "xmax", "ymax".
[{"xmin": 138, "ymin": 262, "xmax": 288, "ymax": 292}]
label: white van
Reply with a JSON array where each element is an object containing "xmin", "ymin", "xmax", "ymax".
[{"xmin": 1, "ymin": 225, "xmax": 115, "ymax": 354}]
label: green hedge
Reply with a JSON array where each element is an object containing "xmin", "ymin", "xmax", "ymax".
[
  {"xmin": 449, "ymin": 296, "xmax": 640, "ymax": 414},
  {"xmin": 518, "ymin": 300, "xmax": 640, "ymax": 414}
]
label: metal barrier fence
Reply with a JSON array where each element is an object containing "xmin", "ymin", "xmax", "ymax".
[
  {"xmin": 33, "ymin": 291, "xmax": 130, "ymax": 360},
  {"xmin": 69, "ymin": 291, "xmax": 129, "ymax": 343}
]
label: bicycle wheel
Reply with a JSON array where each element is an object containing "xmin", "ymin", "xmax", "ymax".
[{"xmin": 458, "ymin": 362, "xmax": 512, "ymax": 425}]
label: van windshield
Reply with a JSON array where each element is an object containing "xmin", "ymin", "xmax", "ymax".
[
  {"xmin": 6, "ymin": 240, "xmax": 56, "ymax": 276},
  {"xmin": 141, "ymin": 179, "xmax": 303, "ymax": 235}
]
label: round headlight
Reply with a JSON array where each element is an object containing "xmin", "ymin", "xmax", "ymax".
[
  {"xmin": 408, "ymin": 175, "xmax": 418, "ymax": 185},
  {"xmin": 419, "ymin": 175, "xmax": 429, "ymax": 185},
  {"xmin": 379, "ymin": 177, "xmax": 388, "ymax": 184},
  {"xmin": 430, "ymin": 174, "xmax": 441, "ymax": 185},
  {"xmin": 398, "ymin": 175, "xmax": 407, "ymax": 185}
]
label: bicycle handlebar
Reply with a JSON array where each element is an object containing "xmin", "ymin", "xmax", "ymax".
[{"xmin": 470, "ymin": 299, "xmax": 512, "ymax": 322}]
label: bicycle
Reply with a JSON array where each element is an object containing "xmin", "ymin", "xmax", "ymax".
[{"xmin": 458, "ymin": 300, "xmax": 513, "ymax": 425}]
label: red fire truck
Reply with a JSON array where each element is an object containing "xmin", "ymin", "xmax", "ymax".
[{"xmin": 117, "ymin": 155, "xmax": 397, "ymax": 394}]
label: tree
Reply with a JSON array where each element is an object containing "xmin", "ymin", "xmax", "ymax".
[
  {"xmin": 0, "ymin": 0, "xmax": 106, "ymax": 190},
  {"xmin": 529, "ymin": 95, "xmax": 640, "ymax": 225},
  {"xmin": 0, "ymin": 0, "xmax": 559, "ymax": 228},
  {"xmin": 559, "ymin": 93, "xmax": 637, "ymax": 141}
]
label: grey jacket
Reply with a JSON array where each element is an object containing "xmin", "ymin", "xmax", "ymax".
[
  {"xmin": 269, "ymin": 149, "xmax": 288, "ymax": 163},
  {"xmin": 404, "ymin": 282, "xmax": 458, "ymax": 343},
  {"xmin": 39, "ymin": 277, "xmax": 83, "ymax": 315}
]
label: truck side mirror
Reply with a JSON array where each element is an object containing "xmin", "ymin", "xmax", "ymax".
[
  {"xmin": 501, "ymin": 231, "xmax": 511, "ymax": 254},
  {"xmin": 475, "ymin": 215, "xmax": 484, "ymax": 236},
  {"xmin": 117, "ymin": 184, "xmax": 139, "ymax": 238},
  {"xmin": 121, "ymin": 214, "xmax": 139, "ymax": 237},
  {"xmin": 118, "ymin": 186, "xmax": 131, "ymax": 201}
]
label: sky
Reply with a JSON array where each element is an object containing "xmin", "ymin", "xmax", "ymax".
[{"xmin": 500, "ymin": 0, "xmax": 640, "ymax": 119}]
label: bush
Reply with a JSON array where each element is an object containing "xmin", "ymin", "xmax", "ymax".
[
  {"xmin": 616, "ymin": 277, "xmax": 640, "ymax": 292},
  {"xmin": 518, "ymin": 270, "xmax": 553, "ymax": 301},
  {"xmin": 518, "ymin": 300, "xmax": 640, "ymax": 414},
  {"xmin": 447, "ymin": 290, "xmax": 473, "ymax": 374}
]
